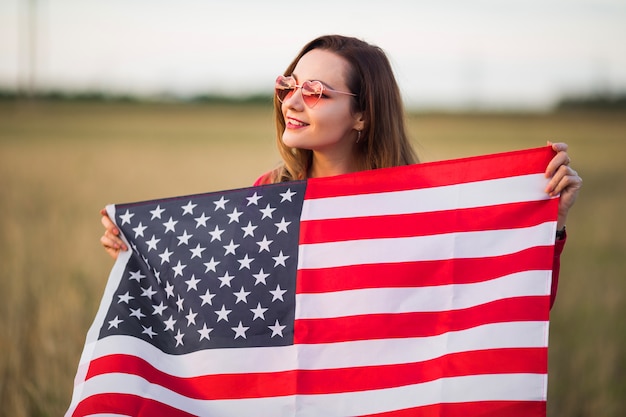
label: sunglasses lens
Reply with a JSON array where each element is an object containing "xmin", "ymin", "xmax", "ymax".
[
  {"xmin": 302, "ymin": 81, "xmax": 323, "ymax": 107},
  {"xmin": 275, "ymin": 76, "xmax": 295, "ymax": 102}
]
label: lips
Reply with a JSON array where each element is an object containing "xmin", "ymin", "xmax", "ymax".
[{"xmin": 286, "ymin": 117, "xmax": 309, "ymax": 128}]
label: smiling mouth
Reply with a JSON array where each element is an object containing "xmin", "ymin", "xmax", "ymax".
[{"xmin": 286, "ymin": 117, "xmax": 309, "ymax": 128}]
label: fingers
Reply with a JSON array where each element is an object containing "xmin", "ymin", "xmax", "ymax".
[
  {"xmin": 548, "ymin": 141, "xmax": 568, "ymax": 153},
  {"xmin": 545, "ymin": 142, "xmax": 571, "ymax": 178},
  {"xmin": 100, "ymin": 207, "xmax": 127, "ymax": 258},
  {"xmin": 546, "ymin": 165, "xmax": 581, "ymax": 197}
]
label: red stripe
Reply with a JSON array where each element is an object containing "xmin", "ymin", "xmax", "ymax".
[
  {"xmin": 294, "ymin": 296, "xmax": 549, "ymax": 344},
  {"xmin": 71, "ymin": 393, "xmax": 196, "ymax": 417},
  {"xmin": 304, "ymin": 147, "xmax": 554, "ymax": 199},
  {"xmin": 83, "ymin": 348, "xmax": 545, "ymax": 401},
  {"xmin": 362, "ymin": 400, "xmax": 546, "ymax": 417},
  {"xmin": 295, "ymin": 348, "xmax": 547, "ymax": 395},
  {"xmin": 85, "ymin": 354, "xmax": 297, "ymax": 400},
  {"xmin": 297, "ymin": 246, "xmax": 554, "ymax": 293},
  {"xmin": 299, "ymin": 199, "xmax": 557, "ymax": 244}
]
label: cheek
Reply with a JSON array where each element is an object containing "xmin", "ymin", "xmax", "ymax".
[{"xmin": 317, "ymin": 107, "xmax": 355, "ymax": 134}]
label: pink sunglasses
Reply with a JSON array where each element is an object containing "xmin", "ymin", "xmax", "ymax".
[{"xmin": 275, "ymin": 75, "xmax": 356, "ymax": 108}]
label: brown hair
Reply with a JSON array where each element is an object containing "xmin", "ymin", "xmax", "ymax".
[{"xmin": 271, "ymin": 34, "xmax": 419, "ymax": 183}]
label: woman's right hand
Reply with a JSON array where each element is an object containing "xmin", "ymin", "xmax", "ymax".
[{"xmin": 100, "ymin": 208, "xmax": 127, "ymax": 260}]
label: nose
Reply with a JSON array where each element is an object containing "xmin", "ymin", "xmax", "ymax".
[{"xmin": 282, "ymin": 87, "xmax": 305, "ymax": 110}]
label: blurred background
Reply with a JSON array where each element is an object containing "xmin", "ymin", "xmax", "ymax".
[
  {"xmin": 2, "ymin": 0, "xmax": 626, "ymax": 109},
  {"xmin": 1, "ymin": 1, "xmax": 625, "ymax": 416}
]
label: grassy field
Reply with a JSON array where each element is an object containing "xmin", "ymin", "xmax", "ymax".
[{"xmin": 1, "ymin": 101, "xmax": 624, "ymax": 416}]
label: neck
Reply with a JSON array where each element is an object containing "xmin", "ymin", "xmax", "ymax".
[{"xmin": 308, "ymin": 151, "xmax": 358, "ymax": 178}]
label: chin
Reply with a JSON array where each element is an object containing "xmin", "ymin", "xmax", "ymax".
[{"xmin": 282, "ymin": 133, "xmax": 310, "ymax": 150}]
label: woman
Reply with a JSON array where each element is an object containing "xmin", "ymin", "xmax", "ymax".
[{"xmin": 100, "ymin": 35, "xmax": 582, "ymax": 304}]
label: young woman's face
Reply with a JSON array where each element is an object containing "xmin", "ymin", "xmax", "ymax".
[{"xmin": 280, "ymin": 49, "xmax": 364, "ymax": 156}]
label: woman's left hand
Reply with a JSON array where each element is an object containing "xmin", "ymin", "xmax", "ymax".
[{"xmin": 545, "ymin": 141, "xmax": 583, "ymax": 230}]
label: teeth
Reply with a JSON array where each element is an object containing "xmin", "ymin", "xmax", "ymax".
[{"xmin": 289, "ymin": 119, "xmax": 307, "ymax": 126}]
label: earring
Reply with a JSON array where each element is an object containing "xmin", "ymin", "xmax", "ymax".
[{"xmin": 356, "ymin": 130, "xmax": 362, "ymax": 144}]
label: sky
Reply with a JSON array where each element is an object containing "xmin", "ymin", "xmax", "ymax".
[{"xmin": 1, "ymin": 0, "xmax": 625, "ymax": 110}]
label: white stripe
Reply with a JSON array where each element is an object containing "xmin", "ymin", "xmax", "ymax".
[
  {"xmin": 298, "ymin": 222, "xmax": 556, "ymax": 270},
  {"xmin": 297, "ymin": 321, "xmax": 548, "ymax": 371},
  {"xmin": 72, "ymin": 322, "xmax": 547, "ymax": 377},
  {"xmin": 73, "ymin": 372, "xmax": 546, "ymax": 417},
  {"xmin": 296, "ymin": 270, "xmax": 551, "ymax": 319},
  {"xmin": 301, "ymin": 174, "xmax": 550, "ymax": 221},
  {"xmin": 294, "ymin": 373, "xmax": 547, "ymax": 417}
]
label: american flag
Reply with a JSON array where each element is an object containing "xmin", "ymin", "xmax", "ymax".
[{"xmin": 67, "ymin": 146, "xmax": 558, "ymax": 417}]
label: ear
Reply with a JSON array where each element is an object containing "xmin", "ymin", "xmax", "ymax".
[{"xmin": 352, "ymin": 111, "xmax": 366, "ymax": 132}]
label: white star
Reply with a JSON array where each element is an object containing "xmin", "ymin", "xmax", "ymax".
[
  {"xmin": 177, "ymin": 230, "xmax": 193, "ymax": 246},
  {"xmin": 152, "ymin": 301, "xmax": 167, "ymax": 316},
  {"xmin": 250, "ymin": 303, "xmax": 268, "ymax": 320},
  {"xmin": 275, "ymin": 217, "xmax": 291, "ymax": 234},
  {"xmin": 200, "ymin": 288, "xmax": 216, "ymax": 306},
  {"xmin": 129, "ymin": 307, "xmax": 145, "ymax": 319},
  {"xmin": 163, "ymin": 315, "xmax": 177, "ymax": 331},
  {"xmin": 132, "ymin": 222, "xmax": 147, "ymax": 238},
  {"xmin": 189, "ymin": 243, "xmax": 206, "ymax": 259},
  {"xmin": 176, "ymin": 295, "xmax": 184, "ymax": 312},
  {"xmin": 273, "ymin": 250, "xmax": 289, "ymax": 267},
  {"xmin": 108, "ymin": 316, "xmax": 123, "ymax": 329},
  {"xmin": 246, "ymin": 192, "xmax": 262, "ymax": 206},
  {"xmin": 172, "ymin": 260, "xmax": 186, "ymax": 277},
  {"xmin": 203, "ymin": 257, "xmax": 220, "ymax": 273},
  {"xmin": 215, "ymin": 305, "xmax": 232, "ymax": 322},
  {"xmin": 119, "ymin": 209, "xmax": 134, "ymax": 225},
  {"xmin": 141, "ymin": 325, "xmax": 157, "ymax": 339},
  {"xmin": 159, "ymin": 248, "xmax": 174, "ymax": 265},
  {"xmin": 217, "ymin": 271, "xmax": 235, "ymax": 288},
  {"xmin": 181, "ymin": 200, "xmax": 197, "ymax": 215},
  {"xmin": 117, "ymin": 291, "xmax": 134, "ymax": 304},
  {"xmin": 259, "ymin": 203, "xmax": 276, "ymax": 219},
  {"xmin": 270, "ymin": 284, "xmax": 287, "ymax": 302},
  {"xmin": 256, "ymin": 235, "xmax": 273, "ymax": 252},
  {"xmin": 129, "ymin": 270, "xmax": 146, "ymax": 282},
  {"xmin": 164, "ymin": 281, "xmax": 175, "ymax": 298},
  {"xmin": 150, "ymin": 205, "xmax": 165, "ymax": 220},
  {"xmin": 175, "ymin": 329, "xmax": 184, "ymax": 347},
  {"xmin": 185, "ymin": 308, "xmax": 198, "ymax": 326},
  {"xmin": 253, "ymin": 268, "xmax": 270, "ymax": 286},
  {"xmin": 194, "ymin": 212, "xmax": 210, "ymax": 228},
  {"xmin": 145, "ymin": 235, "xmax": 160, "ymax": 251},
  {"xmin": 233, "ymin": 286, "xmax": 251, "ymax": 304},
  {"xmin": 280, "ymin": 188, "xmax": 297, "ymax": 202},
  {"xmin": 223, "ymin": 239, "xmax": 239, "ymax": 256},
  {"xmin": 241, "ymin": 221, "xmax": 257, "ymax": 238},
  {"xmin": 214, "ymin": 196, "xmax": 229, "ymax": 211},
  {"xmin": 269, "ymin": 319, "xmax": 286, "ymax": 338},
  {"xmin": 237, "ymin": 254, "xmax": 254, "ymax": 270},
  {"xmin": 198, "ymin": 324, "xmax": 213, "ymax": 341},
  {"xmin": 140, "ymin": 286, "xmax": 157, "ymax": 299},
  {"xmin": 185, "ymin": 274, "xmax": 201, "ymax": 291},
  {"xmin": 209, "ymin": 225, "xmax": 225, "ymax": 242},
  {"xmin": 227, "ymin": 208, "xmax": 243, "ymax": 224},
  {"xmin": 159, "ymin": 248, "xmax": 173, "ymax": 264},
  {"xmin": 154, "ymin": 270, "xmax": 161, "ymax": 283},
  {"xmin": 163, "ymin": 216, "xmax": 178, "ymax": 233},
  {"xmin": 231, "ymin": 321, "xmax": 249, "ymax": 339}
]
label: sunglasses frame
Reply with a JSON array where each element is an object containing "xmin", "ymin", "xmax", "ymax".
[{"xmin": 275, "ymin": 75, "xmax": 356, "ymax": 108}]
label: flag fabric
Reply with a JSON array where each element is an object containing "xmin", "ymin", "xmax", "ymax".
[{"xmin": 66, "ymin": 146, "xmax": 559, "ymax": 417}]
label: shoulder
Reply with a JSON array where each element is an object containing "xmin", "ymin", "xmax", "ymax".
[{"xmin": 253, "ymin": 171, "xmax": 275, "ymax": 186}]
